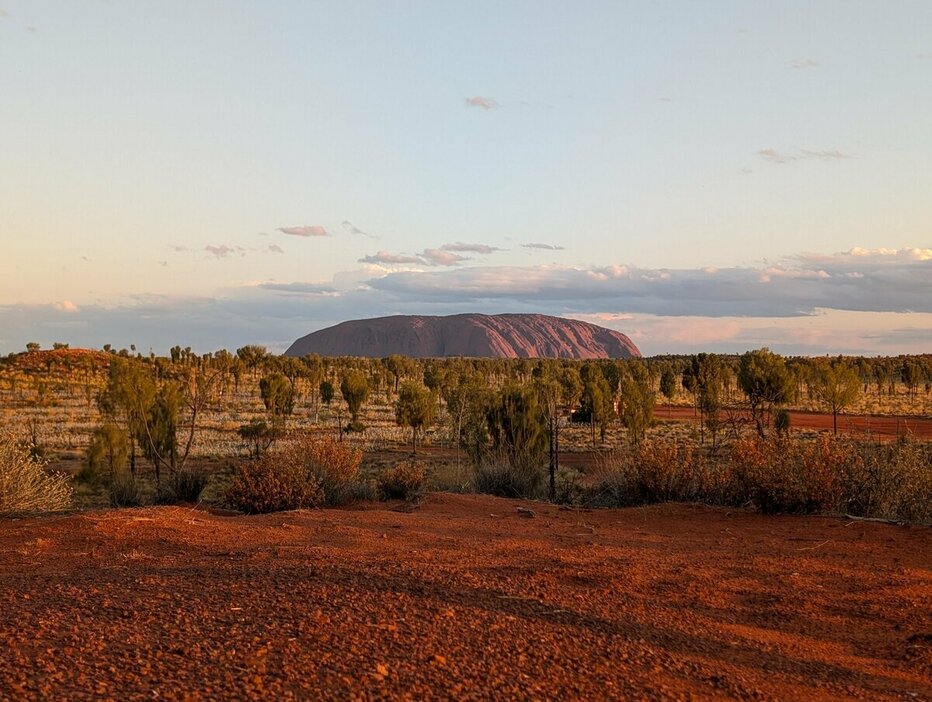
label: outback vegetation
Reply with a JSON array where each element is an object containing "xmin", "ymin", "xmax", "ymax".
[{"xmin": 0, "ymin": 343, "xmax": 930, "ymax": 522}]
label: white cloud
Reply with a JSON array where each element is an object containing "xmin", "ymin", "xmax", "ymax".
[
  {"xmin": 279, "ymin": 225, "xmax": 329, "ymax": 237},
  {"xmin": 441, "ymin": 242, "xmax": 501, "ymax": 254},
  {"xmin": 522, "ymin": 242, "xmax": 566, "ymax": 251}
]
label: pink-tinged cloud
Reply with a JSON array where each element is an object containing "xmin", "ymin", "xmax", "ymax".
[
  {"xmin": 52, "ymin": 300, "xmax": 79, "ymax": 313},
  {"xmin": 465, "ymin": 96, "xmax": 500, "ymax": 109},
  {"xmin": 279, "ymin": 225, "xmax": 330, "ymax": 237},
  {"xmin": 421, "ymin": 248, "xmax": 468, "ymax": 266},
  {"xmin": 358, "ymin": 251, "xmax": 423, "ymax": 266}
]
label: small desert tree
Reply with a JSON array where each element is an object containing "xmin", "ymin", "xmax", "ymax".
[
  {"xmin": 813, "ymin": 358, "xmax": 860, "ymax": 435},
  {"xmin": 394, "ymin": 381, "xmax": 435, "ymax": 454},
  {"xmin": 618, "ymin": 366, "xmax": 655, "ymax": 444},
  {"xmin": 737, "ymin": 348, "xmax": 794, "ymax": 438},
  {"xmin": 340, "ymin": 370, "xmax": 370, "ymax": 432}
]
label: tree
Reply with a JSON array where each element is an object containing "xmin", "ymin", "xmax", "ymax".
[
  {"xmin": 578, "ymin": 363, "xmax": 614, "ymax": 446},
  {"xmin": 340, "ymin": 370, "xmax": 370, "ymax": 431},
  {"xmin": 486, "ymin": 384, "xmax": 548, "ymax": 475},
  {"xmin": 686, "ymin": 354, "xmax": 725, "ymax": 449},
  {"xmin": 659, "ymin": 365, "xmax": 677, "ymax": 404},
  {"xmin": 259, "ymin": 373, "xmax": 295, "ymax": 418},
  {"xmin": 394, "ymin": 381, "xmax": 435, "ymax": 454},
  {"xmin": 618, "ymin": 366, "xmax": 654, "ymax": 444},
  {"xmin": 812, "ymin": 359, "xmax": 860, "ymax": 435},
  {"xmin": 320, "ymin": 380, "xmax": 334, "ymax": 406},
  {"xmin": 736, "ymin": 348, "xmax": 794, "ymax": 438},
  {"xmin": 86, "ymin": 423, "xmax": 128, "ymax": 481},
  {"xmin": 25, "ymin": 342, "xmax": 40, "ymax": 353}
]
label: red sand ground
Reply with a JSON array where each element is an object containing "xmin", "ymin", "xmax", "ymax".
[
  {"xmin": 1, "ymin": 495, "xmax": 929, "ymax": 701},
  {"xmin": 656, "ymin": 405, "xmax": 932, "ymax": 440}
]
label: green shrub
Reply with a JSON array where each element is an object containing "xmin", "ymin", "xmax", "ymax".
[
  {"xmin": 0, "ymin": 430, "xmax": 72, "ymax": 515},
  {"xmin": 378, "ymin": 461, "xmax": 426, "ymax": 501}
]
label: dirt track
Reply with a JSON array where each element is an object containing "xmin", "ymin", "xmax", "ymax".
[
  {"xmin": 1, "ymin": 495, "xmax": 930, "ymax": 701},
  {"xmin": 656, "ymin": 405, "xmax": 932, "ymax": 440}
]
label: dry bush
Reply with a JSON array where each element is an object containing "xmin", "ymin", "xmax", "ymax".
[
  {"xmin": 844, "ymin": 438, "xmax": 932, "ymax": 524},
  {"xmin": 109, "ymin": 473, "xmax": 143, "ymax": 508},
  {"xmin": 377, "ymin": 461, "xmax": 426, "ymax": 501},
  {"xmin": 585, "ymin": 440, "xmax": 709, "ymax": 508},
  {"xmin": 730, "ymin": 436, "xmax": 847, "ymax": 515},
  {"xmin": 154, "ymin": 469, "xmax": 209, "ymax": 505},
  {"xmin": 473, "ymin": 449, "xmax": 544, "ymax": 499},
  {"xmin": 0, "ymin": 430, "xmax": 72, "ymax": 515},
  {"xmin": 226, "ymin": 435, "xmax": 362, "ymax": 513}
]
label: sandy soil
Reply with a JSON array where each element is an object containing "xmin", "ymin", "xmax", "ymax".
[
  {"xmin": 1, "ymin": 495, "xmax": 930, "ymax": 701},
  {"xmin": 656, "ymin": 405, "xmax": 932, "ymax": 440}
]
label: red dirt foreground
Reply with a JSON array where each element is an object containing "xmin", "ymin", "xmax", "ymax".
[{"xmin": 1, "ymin": 495, "xmax": 930, "ymax": 701}]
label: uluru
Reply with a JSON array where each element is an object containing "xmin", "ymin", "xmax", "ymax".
[{"xmin": 284, "ymin": 313, "xmax": 641, "ymax": 359}]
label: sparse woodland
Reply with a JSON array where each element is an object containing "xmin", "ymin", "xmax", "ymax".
[{"xmin": 0, "ymin": 344, "xmax": 930, "ymax": 522}]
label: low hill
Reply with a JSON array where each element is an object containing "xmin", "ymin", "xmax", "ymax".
[{"xmin": 285, "ymin": 313, "xmax": 640, "ymax": 359}]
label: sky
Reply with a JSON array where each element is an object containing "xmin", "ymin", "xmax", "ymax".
[{"xmin": 1, "ymin": 1, "xmax": 930, "ymax": 356}]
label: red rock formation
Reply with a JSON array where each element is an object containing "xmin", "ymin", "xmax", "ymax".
[{"xmin": 285, "ymin": 314, "xmax": 640, "ymax": 359}]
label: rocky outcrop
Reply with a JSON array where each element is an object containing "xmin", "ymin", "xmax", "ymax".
[{"xmin": 285, "ymin": 314, "xmax": 640, "ymax": 359}]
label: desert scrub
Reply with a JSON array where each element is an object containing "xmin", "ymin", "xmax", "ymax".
[
  {"xmin": 730, "ymin": 436, "xmax": 846, "ymax": 515},
  {"xmin": 473, "ymin": 449, "xmax": 544, "ymax": 499},
  {"xmin": 844, "ymin": 438, "xmax": 932, "ymax": 524},
  {"xmin": 0, "ymin": 429, "xmax": 72, "ymax": 515},
  {"xmin": 585, "ymin": 440, "xmax": 707, "ymax": 508},
  {"xmin": 109, "ymin": 472, "xmax": 144, "ymax": 508},
  {"xmin": 226, "ymin": 435, "xmax": 362, "ymax": 513},
  {"xmin": 377, "ymin": 461, "xmax": 426, "ymax": 501}
]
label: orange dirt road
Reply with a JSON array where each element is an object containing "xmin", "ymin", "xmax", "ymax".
[
  {"xmin": 1, "ymin": 495, "xmax": 930, "ymax": 701},
  {"xmin": 656, "ymin": 405, "xmax": 932, "ymax": 440}
]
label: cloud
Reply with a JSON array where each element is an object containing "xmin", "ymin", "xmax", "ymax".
[
  {"xmin": 341, "ymin": 220, "xmax": 377, "ymax": 239},
  {"xmin": 205, "ymin": 245, "xmax": 235, "ymax": 259},
  {"xmin": 267, "ymin": 244, "xmax": 284, "ymax": 254},
  {"xmin": 465, "ymin": 96, "xmax": 500, "ymax": 110},
  {"xmin": 366, "ymin": 247, "xmax": 932, "ymax": 318},
  {"xmin": 421, "ymin": 249, "xmax": 468, "ymax": 266},
  {"xmin": 2, "ymin": 246, "xmax": 930, "ymax": 355},
  {"xmin": 441, "ymin": 242, "xmax": 501, "ymax": 254},
  {"xmin": 358, "ymin": 251, "xmax": 423, "ymax": 266},
  {"xmin": 800, "ymin": 149, "xmax": 853, "ymax": 161},
  {"xmin": 279, "ymin": 225, "xmax": 329, "ymax": 237},
  {"xmin": 53, "ymin": 300, "xmax": 79, "ymax": 313},
  {"xmin": 759, "ymin": 148, "xmax": 854, "ymax": 164},
  {"xmin": 758, "ymin": 148, "xmax": 795, "ymax": 164},
  {"xmin": 789, "ymin": 59, "xmax": 820, "ymax": 69},
  {"xmin": 522, "ymin": 242, "xmax": 566, "ymax": 251},
  {"xmin": 259, "ymin": 282, "xmax": 336, "ymax": 295}
]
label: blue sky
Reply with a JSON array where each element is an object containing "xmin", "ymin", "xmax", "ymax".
[{"xmin": 1, "ymin": 1, "xmax": 930, "ymax": 355}]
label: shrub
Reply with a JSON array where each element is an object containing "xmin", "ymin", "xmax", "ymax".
[
  {"xmin": 109, "ymin": 473, "xmax": 143, "ymax": 508},
  {"xmin": 585, "ymin": 440, "xmax": 704, "ymax": 508},
  {"xmin": 730, "ymin": 436, "xmax": 846, "ymax": 514},
  {"xmin": 154, "ymin": 468, "xmax": 209, "ymax": 505},
  {"xmin": 0, "ymin": 430, "xmax": 73, "ymax": 515},
  {"xmin": 844, "ymin": 438, "xmax": 932, "ymax": 524},
  {"xmin": 225, "ymin": 435, "xmax": 362, "ymax": 513},
  {"xmin": 473, "ymin": 449, "xmax": 544, "ymax": 499},
  {"xmin": 378, "ymin": 461, "xmax": 426, "ymax": 501}
]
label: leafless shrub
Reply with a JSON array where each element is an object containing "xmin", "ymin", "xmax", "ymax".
[{"xmin": 0, "ymin": 429, "xmax": 72, "ymax": 515}]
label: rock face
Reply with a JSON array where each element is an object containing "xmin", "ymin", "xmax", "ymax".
[{"xmin": 285, "ymin": 313, "xmax": 640, "ymax": 359}]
